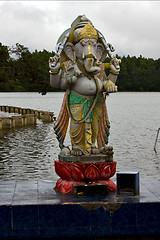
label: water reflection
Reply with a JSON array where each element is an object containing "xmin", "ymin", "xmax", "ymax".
[{"xmin": 0, "ymin": 121, "xmax": 59, "ymax": 180}]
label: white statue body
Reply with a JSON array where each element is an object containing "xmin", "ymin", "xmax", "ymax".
[{"xmin": 49, "ymin": 15, "xmax": 121, "ymax": 156}]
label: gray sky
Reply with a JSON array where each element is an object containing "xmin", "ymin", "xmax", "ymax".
[{"xmin": 0, "ymin": 1, "xmax": 160, "ymax": 59}]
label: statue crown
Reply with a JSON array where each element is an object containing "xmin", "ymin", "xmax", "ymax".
[{"xmin": 78, "ymin": 23, "xmax": 98, "ymax": 41}]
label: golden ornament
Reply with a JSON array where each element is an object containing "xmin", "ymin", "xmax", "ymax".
[{"xmin": 78, "ymin": 23, "xmax": 98, "ymax": 41}]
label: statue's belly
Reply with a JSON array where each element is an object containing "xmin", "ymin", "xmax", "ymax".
[{"xmin": 72, "ymin": 76, "xmax": 103, "ymax": 96}]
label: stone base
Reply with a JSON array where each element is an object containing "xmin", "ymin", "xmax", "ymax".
[
  {"xmin": 0, "ymin": 179, "xmax": 160, "ymax": 239},
  {"xmin": 58, "ymin": 153, "xmax": 113, "ymax": 163},
  {"xmin": 54, "ymin": 178, "xmax": 117, "ymax": 194}
]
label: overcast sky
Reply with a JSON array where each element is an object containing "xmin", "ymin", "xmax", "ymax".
[{"xmin": 0, "ymin": 1, "xmax": 160, "ymax": 59}]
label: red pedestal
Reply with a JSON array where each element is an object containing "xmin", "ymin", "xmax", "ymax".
[{"xmin": 54, "ymin": 160, "xmax": 117, "ymax": 194}]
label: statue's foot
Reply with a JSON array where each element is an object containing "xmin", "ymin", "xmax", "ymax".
[
  {"xmin": 100, "ymin": 145, "xmax": 113, "ymax": 154},
  {"xmin": 91, "ymin": 147, "xmax": 100, "ymax": 155},
  {"xmin": 60, "ymin": 146, "xmax": 71, "ymax": 156},
  {"xmin": 105, "ymin": 145, "xmax": 113, "ymax": 152},
  {"xmin": 71, "ymin": 149, "xmax": 83, "ymax": 156}
]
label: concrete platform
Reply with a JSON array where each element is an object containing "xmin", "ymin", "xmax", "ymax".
[{"xmin": 0, "ymin": 177, "xmax": 160, "ymax": 239}]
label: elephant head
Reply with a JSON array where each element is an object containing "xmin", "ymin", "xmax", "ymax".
[{"xmin": 63, "ymin": 23, "xmax": 107, "ymax": 76}]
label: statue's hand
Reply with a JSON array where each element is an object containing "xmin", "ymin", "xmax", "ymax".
[
  {"xmin": 49, "ymin": 56, "xmax": 61, "ymax": 73},
  {"xmin": 110, "ymin": 57, "xmax": 121, "ymax": 75},
  {"xmin": 104, "ymin": 80, "xmax": 117, "ymax": 93}
]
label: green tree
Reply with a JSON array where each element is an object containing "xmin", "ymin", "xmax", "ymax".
[{"xmin": 0, "ymin": 42, "xmax": 13, "ymax": 91}]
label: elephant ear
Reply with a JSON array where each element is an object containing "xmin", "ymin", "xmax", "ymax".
[
  {"xmin": 63, "ymin": 42, "xmax": 75, "ymax": 62},
  {"xmin": 97, "ymin": 43, "xmax": 107, "ymax": 62}
]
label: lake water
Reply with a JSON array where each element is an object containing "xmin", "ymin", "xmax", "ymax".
[{"xmin": 0, "ymin": 92, "xmax": 160, "ymax": 181}]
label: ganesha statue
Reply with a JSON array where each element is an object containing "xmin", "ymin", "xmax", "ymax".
[{"xmin": 49, "ymin": 15, "xmax": 121, "ymax": 194}]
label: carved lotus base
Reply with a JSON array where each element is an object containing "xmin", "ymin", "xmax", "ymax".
[
  {"xmin": 55, "ymin": 178, "xmax": 117, "ymax": 194},
  {"xmin": 54, "ymin": 160, "xmax": 117, "ymax": 194}
]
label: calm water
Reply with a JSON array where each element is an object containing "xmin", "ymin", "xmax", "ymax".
[{"xmin": 0, "ymin": 92, "xmax": 160, "ymax": 180}]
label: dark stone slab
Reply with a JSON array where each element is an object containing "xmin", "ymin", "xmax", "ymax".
[
  {"xmin": 137, "ymin": 202, "xmax": 160, "ymax": 234},
  {"xmin": 111, "ymin": 203, "xmax": 137, "ymax": 227},
  {"xmin": 0, "ymin": 178, "xmax": 159, "ymax": 239},
  {"xmin": 54, "ymin": 226, "xmax": 92, "ymax": 239},
  {"xmin": 111, "ymin": 225, "xmax": 138, "ymax": 237},
  {"xmin": 90, "ymin": 205, "xmax": 110, "ymax": 227},
  {"xmin": 0, "ymin": 230, "xmax": 11, "ymax": 240},
  {"xmin": 39, "ymin": 226, "xmax": 91, "ymax": 240},
  {"xmin": 64, "ymin": 204, "xmax": 91, "ymax": 227},
  {"xmin": 38, "ymin": 227, "xmax": 56, "ymax": 239},
  {"xmin": 11, "ymin": 228, "xmax": 39, "ymax": 240},
  {"xmin": 12, "ymin": 205, "xmax": 38, "ymax": 229},
  {"xmin": 0, "ymin": 206, "xmax": 11, "ymax": 230},
  {"xmin": 39, "ymin": 204, "xmax": 65, "ymax": 228},
  {"xmin": 90, "ymin": 226, "xmax": 111, "ymax": 238}
]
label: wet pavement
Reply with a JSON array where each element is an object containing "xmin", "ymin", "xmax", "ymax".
[{"xmin": 0, "ymin": 176, "xmax": 160, "ymax": 206}]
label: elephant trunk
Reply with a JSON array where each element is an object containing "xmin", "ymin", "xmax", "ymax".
[{"xmin": 84, "ymin": 57, "xmax": 101, "ymax": 75}]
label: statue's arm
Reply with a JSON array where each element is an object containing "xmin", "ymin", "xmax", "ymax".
[
  {"xmin": 102, "ymin": 57, "xmax": 121, "ymax": 93},
  {"xmin": 50, "ymin": 70, "xmax": 61, "ymax": 89},
  {"xmin": 49, "ymin": 56, "xmax": 62, "ymax": 89},
  {"xmin": 102, "ymin": 64, "xmax": 117, "ymax": 93},
  {"xmin": 50, "ymin": 69, "xmax": 70, "ymax": 90},
  {"xmin": 107, "ymin": 57, "xmax": 121, "ymax": 84}
]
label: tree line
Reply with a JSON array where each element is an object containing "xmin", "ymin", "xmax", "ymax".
[{"xmin": 0, "ymin": 42, "xmax": 160, "ymax": 92}]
